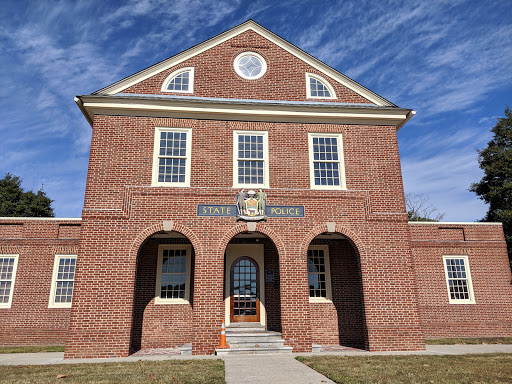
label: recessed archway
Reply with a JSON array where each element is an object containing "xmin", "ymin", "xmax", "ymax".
[
  {"xmin": 130, "ymin": 229, "xmax": 196, "ymax": 354},
  {"xmin": 304, "ymin": 229, "xmax": 369, "ymax": 350}
]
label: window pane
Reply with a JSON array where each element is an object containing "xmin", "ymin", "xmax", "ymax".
[
  {"xmin": 238, "ymin": 160, "xmax": 264, "ymax": 185},
  {"xmin": 309, "ymin": 77, "xmax": 331, "ymax": 98},
  {"xmin": 52, "ymin": 256, "xmax": 76, "ymax": 306},
  {"xmin": 445, "ymin": 258, "xmax": 472, "ymax": 301},
  {"xmin": 160, "ymin": 248, "xmax": 188, "ymax": 300},
  {"xmin": 167, "ymin": 71, "xmax": 191, "ymax": 92},
  {"xmin": 307, "ymin": 249, "xmax": 328, "ymax": 298}
]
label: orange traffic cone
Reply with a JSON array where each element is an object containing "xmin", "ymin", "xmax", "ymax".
[{"xmin": 217, "ymin": 322, "xmax": 230, "ymax": 349}]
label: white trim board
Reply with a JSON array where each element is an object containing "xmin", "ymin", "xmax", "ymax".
[
  {"xmin": 93, "ymin": 20, "xmax": 394, "ymax": 107},
  {"xmin": 77, "ymin": 95, "xmax": 410, "ymax": 128}
]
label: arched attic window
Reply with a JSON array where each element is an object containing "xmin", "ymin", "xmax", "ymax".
[
  {"xmin": 306, "ymin": 73, "xmax": 336, "ymax": 99},
  {"xmin": 161, "ymin": 67, "xmax": 194, "ymax": 93}
]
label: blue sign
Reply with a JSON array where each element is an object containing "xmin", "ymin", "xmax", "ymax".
[
  {"xmin": 197, "ymin": 205, "xmax": 237, "ymax": 216},
  {"xmin": 266, "ymin": 205, "xmax": 305, "ymax": 217},
  {"xmin": 197, "ymin": 204, "xmax": 304, "ymax": 217}
]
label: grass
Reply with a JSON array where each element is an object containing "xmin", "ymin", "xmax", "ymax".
[
  {"xmin": 425, "ymin": 337, "xmax": 512, "ymax": 345},
  {"xmin": 296, "ymin": 354, "xmax": 512, "ymax": 384},
  {"xmin": 0, "ymin": 346, "xmax": 65, "ymax": 354},
  {"xmin": 0, "ymin": 360, "xmax": 225, "ymax": 384}
]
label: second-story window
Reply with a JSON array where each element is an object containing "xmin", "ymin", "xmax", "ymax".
[
  {"xmin": 233, "ymin": 131, "xmax": 269, "ymax": 188},
  {"xmin": 152, "ymin": 127, "xmax": 192, "ymax": 187},
  {"xmin": 308, "ymin": 133, "xmax": 346, "ymax": 190}
]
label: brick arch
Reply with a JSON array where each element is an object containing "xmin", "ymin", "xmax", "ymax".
[
  {"xmin": 217, "ymin": 222, "xmax": 286, "ymax": 257},
  {"xmin": 129, "ymin": 222, "xmax": 203, "ymax": 260},
  {"xmin": 299, "ymin": 223, "xmax": 366, "ymax": 259}
]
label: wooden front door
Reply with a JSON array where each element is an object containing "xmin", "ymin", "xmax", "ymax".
[{"xmin": 230, "ymin": 256, "xmax": 260, "ymax": 322}]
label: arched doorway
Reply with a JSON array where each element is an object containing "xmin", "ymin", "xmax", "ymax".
[
  {"xmin": 223, "ymin": 231, "xmax": 282, "ymax": 331},
  {"xmin": 230, "ymin": 256, "xmax": 260, "ymax": 322}
]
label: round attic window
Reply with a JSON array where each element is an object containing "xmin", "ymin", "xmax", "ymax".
[{"xmin": 234, "ymin": 52, "xmax": 267, "ymax": 80}]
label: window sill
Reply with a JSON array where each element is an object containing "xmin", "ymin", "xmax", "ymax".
[
  {"xmin": 309, "ymin": 297, "xmax": 332, "ymax": 304},
  {"xmin": 48, "ymin": 303, "xmax": 72, "ymax": 309},
  {"xmin": 155, "ymin": 298, "xmax": 190, "ymax": 305},
  {"xmin": 151, "ymin": 182, "xmax": 191, "ymax": 187}
]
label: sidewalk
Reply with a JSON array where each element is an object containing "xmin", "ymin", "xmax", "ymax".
[
  {"xmin": 2, "ymin": 344, "xmax": 512, "ymax": 366},
  {"xmin": 1, "ymin": 345, "xmax": 512, "ymax": 384}
]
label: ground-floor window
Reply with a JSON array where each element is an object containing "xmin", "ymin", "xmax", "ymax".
[
  {"xmin": 0, "ymin": 254, "xmax": 18, "ymax": 308},
  {"xmin": 155, "ymin": 244, "xmax": 191, "ymax": 304},
  {"xmin": 443, "ymin": 255, "xmax": 475, "ymax": 304},
  {"xmin": 49, "ymin": 255, "xmax": 77, "ymax": 308},
  {"xmin": 307, "ymin": 245, "xmax": 332, "ymax": 302}
]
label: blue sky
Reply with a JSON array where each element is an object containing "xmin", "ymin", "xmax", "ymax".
[{"xmin": 1, "ymin": 0, "xmax": 511, "ymax": 221}]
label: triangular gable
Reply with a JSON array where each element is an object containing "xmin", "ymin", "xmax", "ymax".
[{"xmin": 94, "ymin": 20, "xmax": 395, "ymax": 107}]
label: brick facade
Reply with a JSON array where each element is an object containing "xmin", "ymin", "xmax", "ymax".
[
  {"xmin": 0, "ymin": 219, "xmax": 80, "ymax": 346},
  {"xmin": 1, "ymin": 21, "xmax": 511, "ymax": 357},
  {"xmin": 410, "ymin": 222, "xmax": 512, "ymax": 339}
]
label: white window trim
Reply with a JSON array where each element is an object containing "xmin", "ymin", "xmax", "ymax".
[
  {"xmin": 306, "ymin": 73, "xmax": 337, "ymax": 100},
  {"xmin": 234, "ymin": 52, "xmax": 267, "ymax": 80},
  {"xmin": 48, "ymin": 254, "xmax": 77, "ymax": 309},
  {"xmin": 0, "ymin": 254, "xmax": 18, "ymax": 309},
  {"xmin": 443, "ymin": 255, "xmax": 475, "ymax": 304},
  {"xmin": 152, "ymin": 127, "xmax": 193, "ymax": 187},
  {"xmin": 155, "ymin": 244, "xmax": 192, "ymax": 305},
  {"xmin": 308, "ymin": 132, "xmax": 347, "ymax": 190},
  {"xmin": 308, "ymin": 245, "xmax": 332, "ymax": 303},
  {"xmin": 233, "ymin": 130, "xmax": 270, "ymax": 188},
  {"xmin": 160, "ymin": 67, "xmax": 195, "ymax": 93}
]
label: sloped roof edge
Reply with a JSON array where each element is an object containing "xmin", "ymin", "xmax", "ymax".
[{"xmin": 93, "ymin": 20, "xmax": 395, "ymax": 107}]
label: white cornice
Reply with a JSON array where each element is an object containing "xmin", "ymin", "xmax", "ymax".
[
  {"xmin": 93, "ymin": 20, "xmax": 394, "ymax": 107},
  {"xmin": 77, "ymin": 95, "xmax": 410, "ymax": 128}
]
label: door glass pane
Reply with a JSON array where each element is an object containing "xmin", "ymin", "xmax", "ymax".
[{"xmin": 232, "ymin": 258, "xmax": 258, "ymax": 317}]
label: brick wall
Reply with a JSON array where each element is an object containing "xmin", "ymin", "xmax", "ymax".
[
  {"xmin": 122, "ymin": 30, "xmax": 370, "ymax": 104},
  {"xmin": 0, "ymin": 219, "xmax": 80, "ymax": 346},
  {"xmin": 410, "ymin": 222, "xmax": 512, "ymax": 339},
  {"xmin": 62, "ymin": 108, "xmax": 425, "ymax": 357}
]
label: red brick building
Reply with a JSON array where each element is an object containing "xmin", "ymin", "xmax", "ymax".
[{"xmin": 1, "ymin": 21, "xmax": 511, "ymax": 358}]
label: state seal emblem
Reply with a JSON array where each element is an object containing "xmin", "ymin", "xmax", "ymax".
[{"xmin": 236, "ymin": 189, "xmax": 267, "ymax": 221}]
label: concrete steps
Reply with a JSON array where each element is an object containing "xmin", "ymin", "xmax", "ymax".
[{"xmin": 215, "ymin": 323, "xmax": 292, "ymax": 355}]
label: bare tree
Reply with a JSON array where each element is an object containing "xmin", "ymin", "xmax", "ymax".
[{"xmin": 405, "ymin": 193, "xmax": 445, "ymax": 222}]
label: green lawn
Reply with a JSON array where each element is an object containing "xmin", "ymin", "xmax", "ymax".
[
  {"xmin": 0, "ymin": 360, "xmax": 225, "ymax": 384},
  {"xmin": 296, "ymin": 354, "xmax": 512, "ymax": 384},
  {"xmin": 0, "ymin": 346, "xmax": 65, "ymax": 354}
]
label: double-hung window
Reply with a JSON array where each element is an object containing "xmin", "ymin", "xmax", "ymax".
[
  {"xmin": 443, "ymin": 255, "xmax": 475, "ymax": 304},
  {"xmin": 233, "ymin": 131, "xmax": 269, "ymax": 188},
  {"xmin": 155, "ymin": 244, "xmax": 192, "ymax": 304},
  {"xmin": 0, "ymin": 255, "xmax": 18, "ymax": 309},
  {"xmin": 308, "ymin": 133, "xmax": 346, "ymax": 189},
  {"xmin": 49, "ymin": 255, "xmax": 77, "ymax": 308},
  {"xmin": 152, "ymin": 127, "xmax": 192, "ymax": 186},
  {"xmin": 307, "ymin": 245, "xmax": 332, "ymax": 302}
]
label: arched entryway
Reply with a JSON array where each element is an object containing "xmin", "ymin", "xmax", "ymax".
[
  {"xmin": 230, "ymin": 256, "xmax": 260, "ymax": 322},
  {"xmin": 306, "ymin": 232, "xmax": 368, "ymax": 350},
  {"xmin": 223, "ymin": 231, "xmax": 282, "ymax": 332},
  {"xmin": 130, "ymin": 230, "xmax": 196, "ymax": 354}
]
